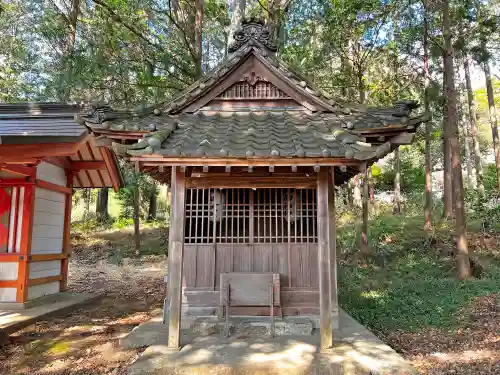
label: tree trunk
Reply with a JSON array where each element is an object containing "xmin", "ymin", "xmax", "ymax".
[
  {"xmin": 194, "ymin": 0, "xmax": 204, "ymax": 79},
  {"xmin": 134, "ymin": 187, "xmax": 141, "ymax": 256},
  {"xmin": 346, "ymin": 182, "xmax": 354, "ymax": 207},
  {"xmin": 353, "ymin": 175, "xmax": 361, "ymax": 207},
  {"xmin": 148, "ymin": 184, "xmax": 157, "ymax": 221},
  {"xmin": 96, "ymin": 188, "xmax": 109, "ymax": 222},
  {"xmin": 84, "ymin": 188, "xmax": 91, "ymax": 220},
  {"xmin": 360, "ymin": 165, "xmax": 369, "ymax": 253},
  {"xmin": 423, "ymin": 0, "xmax": 432, "ymax": 230},
  {"xmin": 59, "ymin": 0, "xmax": 80, "ymax": 101},
  {"xmin": 464, "ymin": 57, "xmax": 484, "ymax": 195},
  {"xmin": 443, "ymin": 0, "xmax": 471, "ymax": 279},
  {"xmin": 442, "ymin": 64, "xmax": 453, "ymax": 218},
  {"xmin": 357, "ymin": 70, "xmax": 365, "ymax": 104},
  {"xmin": 457, "ymin": 68, "xmax": 474, "ymax": 189},
  {"xmin": 393, "ymin": 149, "xmax": 401, "ymax": 214},
  {"xmin": 227, "ymin": 0, "xmax": 246, "ymax": 51},
  {"xmin": 484, "ymin": 61, "xmax": 500, "ymax": 191}
]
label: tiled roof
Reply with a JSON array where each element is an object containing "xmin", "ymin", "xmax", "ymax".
[
  {"xmin": 106, "ymin": 111, "xmax": 420, "ymax": 161},
  {"xmin": 0, "ymin": 103, "xmax": 87, "ymax": 142}
]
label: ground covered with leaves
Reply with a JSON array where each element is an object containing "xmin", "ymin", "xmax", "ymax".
[
  {"xmin": 0, "ymin": 226, "xmax": 167, "ymax": 375},
  {"xmin": 338, "ymin": 210, "xmax": 500, "ymax": 375}
]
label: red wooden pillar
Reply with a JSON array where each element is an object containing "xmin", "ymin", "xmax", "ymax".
[
  {"xmin": 317, "ymin": 168, "xmax": 333, "ymax": 352},
  {"xmin": 167, "ymin": 166, "xmax": 186, "ymax": 349},
  {"xmin": 17, "ymin": 185, "xmax": 36, "ymax": 302},
  {"xmin": 60, "ymin": 170, "xmax": 73, "ymax": 291}
]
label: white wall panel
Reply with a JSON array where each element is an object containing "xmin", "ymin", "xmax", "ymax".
[
  {"xmin": 0, "ymin": 287, "xmax": 17, "ymax": 302},
  {"xmin": 35, "ymin": 188, "xmax": 65, "ymax": 203},
  {"xmin": 31, "ymin": 238, "xmax": 64, "ymax": 254},
  {"xmin": 29, "ymin": 260, "xmax": 61, "ymax": 279},
  {"xmin": 27, "ymin": 282, "xmax": 60, "ymax": 301},
  {"xmin": 36, "ymin": 162, "xmax": 66, "ymax": 186},
  {"xmin": 0, "ymin": 262, "xmax": 18, "ymax": 280},
  {"xmin": 31, "ymin": 187, "xmax": 66, "ymax": 254}
]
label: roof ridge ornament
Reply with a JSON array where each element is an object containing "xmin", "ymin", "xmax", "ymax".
[{"xmin": 228, "ymin": 18, "xmax": 277, "ymax": 55}]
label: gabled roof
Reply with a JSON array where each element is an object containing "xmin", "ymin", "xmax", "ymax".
[{"xmin": 79, "ymin": 19, "xmax": 429, "ymax": 184}]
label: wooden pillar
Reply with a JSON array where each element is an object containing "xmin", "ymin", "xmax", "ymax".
[
  {"xmin": 317, "ymin": 169, "xmax": 333, "ymax": 352},
  {"xmin": 328, "ymin": 168, "xmax": 338, "ymax": 313},
  {"xmin": 361, "ymin": 163, "xmax": 369, "ymax": 252},
  {"xmin": 17, "ymin": 185, "xmax": 35, "ymax": 302},
  {"xmin": 60, "ymin": 170, "xmax": 73, "ymax": 291},
  {"xmin": 167, "ymin": 167, "xmax": 186, "ymax": 349}
]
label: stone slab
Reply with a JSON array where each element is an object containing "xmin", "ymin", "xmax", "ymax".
[
  {"xmin": 0, "ymin": 292, "xmax": 102, "ymax": 337},
  {"xmin": 123, "ymin": 309, "xmax": 418, "ymax": 375}
]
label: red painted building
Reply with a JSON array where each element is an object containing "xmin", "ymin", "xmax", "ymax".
[{"xmin": 0, "ymin": 103, "xmax": 122, "ymax": 307}]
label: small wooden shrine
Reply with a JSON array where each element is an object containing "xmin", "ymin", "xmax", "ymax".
[
  {"xmin": 81, "ymin": 20, "xmax": 427, "ymax": 351},
  {"xmin": 0, "ymin": 103, "xmax": 122, "ymax": 308}
]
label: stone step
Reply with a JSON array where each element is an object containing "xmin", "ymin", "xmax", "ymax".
[{"xmin": 191, "ymin": 316, "xmax": 314, "ymax": 337}]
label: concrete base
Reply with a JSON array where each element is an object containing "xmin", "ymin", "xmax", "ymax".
[
  {"xmin": 0, "ymin": 292, "xmax": 102, "ymax": 341},
  {"xmin": 121, "ymin": 309, "xmax": 417, "ymax": 375}
]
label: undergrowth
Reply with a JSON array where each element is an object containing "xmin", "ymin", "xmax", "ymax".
[{"xmin": 337, "ymin": 203, "xmax": 500, "ymax": 337}]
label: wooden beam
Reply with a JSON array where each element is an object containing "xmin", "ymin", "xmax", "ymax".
[
  {"xmin": 317, "ymin": 169, "xmax": 332, "ymax": 352},
  {"xmin": 28, "ymin": 275, "xmax": 63, "ymax": 286},
  {"xmin": 0, "ymin": 254, "xmax": 22, "ymax": 262},
  {"xmin": 168, "ymin": 167, "xmax": 186, "ymax": 349},
  {"xmin": 35, "ymin": 180, "xmax": 72, "ymax": 195},
  {"xmin": 0, "ymin": 179, "xmax": 33, "ymax": 186},
  {"xmin": 71, "ymin": 161, "xmax": 106, "ymax": 171},
  {"xmin": 30, "ymin": 254, "xmax": 69, "ymax": 262},
  {"xmin": 0, "ymin": 135, "xmax": 90, "ymax": 160},
  {"xmin": 0, "ymin": 280, "xmax": 17, "ymax": 288},
  {"xmin": 43, "ymin": 156, "xmax": 72, "ymax": 170},
  {"xmin": 101, "ymin": 148, "xmax": 121, "ymax": 192},
  {"xmin": 132, "ymin": 157, "xmax": 361, "ymax": 167},
  {"xmin": 186, "ymin": 176, "xmax": 316, "ymax": 189},
  {"xmin": 0, "ymin": 164, "xmax": 36, "ymax": 177}
]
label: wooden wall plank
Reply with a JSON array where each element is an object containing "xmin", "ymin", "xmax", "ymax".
[
  {"xmin": 232, "ymin": 244, "xmax": 252, "ymax": 272},
  {"xmin": 215, "ymin": 244, "xmax": 232, "ymax": 288},
  {"xmin": 195, "ymin": 245, "xmax": 215, "ymax": 288}
]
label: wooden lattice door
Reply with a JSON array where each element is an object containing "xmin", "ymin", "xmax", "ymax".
[{"xmin": 183, "ymin": 188, "xmax": 318, "ymax": 290}]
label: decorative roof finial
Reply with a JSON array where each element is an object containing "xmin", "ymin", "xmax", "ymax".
[{"xmin": 228, "ymin": 18, "xmax": 277, "ymax": 55}]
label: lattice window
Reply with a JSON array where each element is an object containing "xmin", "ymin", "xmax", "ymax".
[
  {"xmin": 184, "ymin": 188, "xmax": 317, "ymax": 244},
  {"xmin": 218, "ymin": 82, "xmax": 288, "ymax": 99}
]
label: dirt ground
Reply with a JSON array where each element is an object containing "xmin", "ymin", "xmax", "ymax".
[{"xmin": 0, "ymin": 253, "xmax": 166, "ymax": 375}]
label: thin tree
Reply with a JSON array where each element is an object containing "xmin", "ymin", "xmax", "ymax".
[
  {"xmin": 464, "ymin": 57, "xmax": 484, "ymax": 195},
  {"xmin": 483, "ymin": 58, "xmax": 500, "ymax": 190},
  {"xmin": 443, "ymin": 0, "xmax": 471, "ymax": 279},
  {"xmin": 393, "ymin": 149, "xmax": 401, "ymax": 214},
  {"xmin": 442, "ymin": 62, "xmax": 453, "ymax": 218},
  {"xmin": 423, "ymin": 0, "xmax": 432, "ymax": 230}
]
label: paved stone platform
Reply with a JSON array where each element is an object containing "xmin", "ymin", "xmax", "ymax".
[
  {"xmin": 121, "ymin": 309, "xmax": 417, "ymax": 375},
  {"xmin": 0, "ymin": 292, "xmax": 101, "ymax": 344}
]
